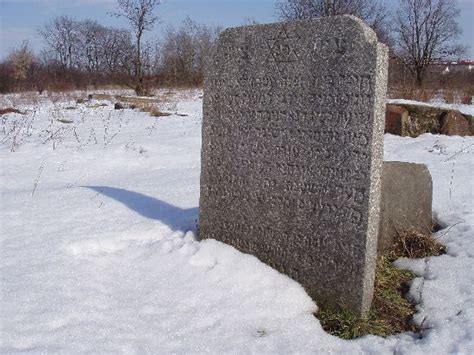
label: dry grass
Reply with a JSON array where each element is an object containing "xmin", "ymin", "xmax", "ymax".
[
  {"xmin": 136, "ymin": 102, "xmax": 171, "ymax": 117},
  {"xmin": 317, "ymin": 256, "xmax": 418, "ymax": 339},
  {"xmin": 387, "ymin": 229, "xmax": 446, "ymax": 260},
  {"xmin": 87, "ymin": 93, "xmax": 175, "ymax": 117},
  {"xmin": 443, "ymin": 89, "xmax": 455, "ymax": 104},
  {"xmin": 56, "ymin": 118, "xmax": 73, "ymax": 124},
  {"xmin": 389, "ymin": 87, "xmax": 437, "ymax": 102},
  {"xmin": 115, "ymin": 95, "xmax": 160, "ymax": 106},
  {"xmin": 460, "ymin": 93, "xmax": 472, "ymax": 105},
  {"xmin": 90, "ymin": 93, "xmax": 115, "ymax": 101},
  {"xmin": 388, "ymin": 86, "xmax": 473, "ymax": 105},
  {"xmin": 317, "ymin": 230, "xmax": 445, "ymax": 339},
  {"xmin": 88, "ymin": 103, "xmax": 109, "ymax": 109},
  {"xmin": 0, "ymin": 107, "xmax": 22, "ymax": 115},
  {"xmin": 147, "ymin": 108, "xmax": 172, "ymax": 117},
  {"xmin": 115, "ymin": 95, "xmax": 176, "ymax": 117}
]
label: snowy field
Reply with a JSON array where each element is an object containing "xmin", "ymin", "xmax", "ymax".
[{"xmin": 0, "ymin": 91, "xmax": 473, "ymax": 353}]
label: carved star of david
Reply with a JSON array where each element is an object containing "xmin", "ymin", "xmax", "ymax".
[{"xmin": 266, "ymin": 27, "xmax": 298, "ymax": 63}]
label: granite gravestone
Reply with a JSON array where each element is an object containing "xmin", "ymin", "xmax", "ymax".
[
  {"xmin": 199, "ymin": 16, "xmax": 388, "ymax": 317},
  {"xmin": 378, "ymin": 162, "xmax": 433, "ymax": 253}
]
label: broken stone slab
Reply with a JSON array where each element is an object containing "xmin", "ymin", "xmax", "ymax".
[
  {"xmin": 89, "ymin": 93, "xmax": 115, "ymax": 101},
  {"xmin": 397, "ymin": 104, "xmax": 444, "ymax": 137},
  {"xmin": 385, "ymin": 104, "xmax": 409, "ymax": 135},
  {"xmin": 378, "ymin": 161, "xmax": 433, "ymax": 253},
  {"xmin": 440, "ymin": 110, "xmax": 471, "ymax": 136},
  {"xmin": 465, "ymin": 114, "xmax": 474, "ymax": 135},
  {"xmin": 385, "ymin": 103, "xmax": 473, "ymax": 137}
]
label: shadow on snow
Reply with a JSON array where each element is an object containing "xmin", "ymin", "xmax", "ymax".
[{"xmin": 83, "ymin": 186, "xmax": 198, "ymax": 232}]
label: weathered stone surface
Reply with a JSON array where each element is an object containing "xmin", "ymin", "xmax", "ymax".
[
  {"xmin": 440, "ymin": 110, "xmax": 471, "ymax": 136},
  {"xmin": 378, "ymin": 162, "xmax": 433, "ymax": 253},
  {"xmin": 385, "ymin": 104, "xmax": 408, "ymax": 135},
  {"xmin": 466, "ymin": 114, "xmax": 474, "ymax": 135},
  {"xmin": 200, "ymin": 16, "xmax": 388, "ymax": 317},
  {"xmin": 386, "ymin": 103, "xmax": 473, "ymax": 137},
  {"xmin": 401, "ymin": 104, "xmax": 444, "ymax": 137}
]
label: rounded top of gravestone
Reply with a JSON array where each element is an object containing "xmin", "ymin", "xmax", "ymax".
[
  {"xmin": 207, "ymin": 15, "xmax": 388, "ymax": 93},
  {"xmin": 217, "ymin": 15, "xmax": 383, "ymax": 47}
]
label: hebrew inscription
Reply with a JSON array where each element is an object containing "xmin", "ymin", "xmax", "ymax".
[
  {"xmin": 266, "ymin": 26, "xmax": 299, "ymax": 63},
  {"xmin": 199, "ymin": 16, "xmax": 388, "ymax": 317}
]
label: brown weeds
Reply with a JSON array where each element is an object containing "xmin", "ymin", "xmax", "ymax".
[
  {"xmin": 388, "ymin": 229, "xmax": 446, "ymax": 260},
  {"xmin": 317, "ymin": 229, "xmax": 445, "ymax": 339},
  {"xmin": 0, "ymin": 107, "xmax": 22, "ymax": 115}
]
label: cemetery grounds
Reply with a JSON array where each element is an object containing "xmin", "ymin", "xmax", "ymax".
[{"xmin": 0, "ymin": 89, "xmax": 473, "ymax": 353}]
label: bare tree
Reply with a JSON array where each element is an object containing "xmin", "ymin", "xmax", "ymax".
[
  {"xmin": 40, "ymin": 16, "xmax": 80, "ymax": 69},
  {"xmin": 78, "ymin": 20, "xmax": 107, "ymax": 73},
  {"xmin": 159, "ymin": 17, "xmax": 221, "ymax": 86},
  {"xmin": 101, "ymin": 28, "xmax": 134, "ymax": 77},
  {"xmin": 394, "ymin": 0, "xmax": 464, "ymax": 86},
  {"xmin": 276, "ymin": 0, "xmax": 391, "ymax": 44},
  {"xmin": 113, "ymin": 0, "xmax": 161, "ymax": 95},
  {"xmin": 8, "ymin": 42, "xmax": 33, "ymax": 82},
  {"xmin": 0, "ymin": 59, "xmax": 13, "ymax": 93}
]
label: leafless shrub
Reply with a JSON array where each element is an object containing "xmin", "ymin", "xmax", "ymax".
[
  {"xmin": 0, "ymin": 105, "xmax": 38, "ymax": 152},
  {"xmin": 276, "ymin": 0, "xmax": 391, "ymax": 45},
  {"xmin": 156, "ymin": 17, "xmax": 221, "ymax": 87},
  {"xmin": 8, "ymin": 42, "xmax": 34, "ymax": 91},
  {"xmin": 112, "ymin": 0, "xmax": 161, "ymax": 95},
  {"xmin": 460, "ymin": 94, "xmax": 472, "ymax": 105},
  {"xmin": 388, "ymin": 58, "xmax": 474, "ymax": 103},
  {"xmin": 0, "ymin": 108, "xmax": 22, "ymax": 115},
  {"xmin": 32, "ymin": 160, "xmax": 46, "ymax": 196},
  {"xmin": 393, "ymin": 0, "xmax": 464, "ymax": 87}
]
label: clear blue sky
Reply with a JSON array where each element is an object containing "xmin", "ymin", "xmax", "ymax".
[{"xmin": 0, "ymin": 0, "xmax": 473, "ymax": 59}]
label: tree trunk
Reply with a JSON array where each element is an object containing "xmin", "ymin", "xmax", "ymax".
[
  {"xmin": 135, "ymin": 76, "xmax": 144, "ymax": 96},
  {"xmin": 415, "ymin": 67, "xmax": 424, "ymax": 87},
  {"xmin": 135, "ymin": 32, "xmax": 144, "ymax": 96}
]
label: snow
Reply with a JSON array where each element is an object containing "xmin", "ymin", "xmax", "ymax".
[
  {"xmin": 1, "ymin": 92, "xmax": 473, "ymax": 353},
  {"xmin": 387, "ymin": 98, "xmax": 474, "ymax": 116}
]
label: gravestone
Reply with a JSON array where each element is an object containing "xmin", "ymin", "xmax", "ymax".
[
  {"xmin": 378, "ymin": 162, "xmax": 433, "ymax": 253},
  {"xmin": 199, "ymin": 16, "xmax": 388, "ymax": 317}
]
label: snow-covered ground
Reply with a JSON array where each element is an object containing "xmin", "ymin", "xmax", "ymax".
[
  {"xmin": 1, "ymin": 91, "xmax": 473, "ymax": 353},
  {"xmin": 387, "ymin": 98, "xmax": 474, "ymax": 116}
]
